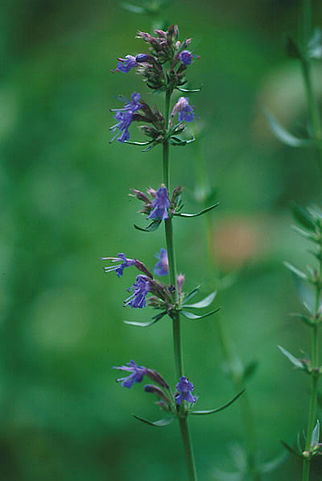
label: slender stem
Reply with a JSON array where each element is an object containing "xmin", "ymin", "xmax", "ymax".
[
  {"xmin": 302, "ymin": 249, "xmax": 321, "ymax": 481},
  {"xmin": 194, "ymin": 143, "xmax": 261, "ymax": 480},
  {"xmin": 299, "ymin": 0, "xmax": 322, "ymax": 170},
  {"xmin": 301, "ymin": 0, "xmax": 311, "ymax": 47},
  {"xmin": 179, "ymin": 417, "xmax": 198, "ymax": 481},
  {"xmin": 172, "ymin": 310, "xmax": 184, "ymax": 379},
  {"xmin": 216, "ymin": 316, "xmax": 261, "ymax": 480},
  {"xmin": 300, "ymin": 3, "xmax": 322, "ymax": 479},
  {"xmin": 163, "ymin": 87, "xmax": 197, "ymax": 481}
]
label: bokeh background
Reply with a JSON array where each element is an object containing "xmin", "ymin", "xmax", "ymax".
[{"xmin": 1, "ymin": 0, "xmax": 322, "ymax": 480}]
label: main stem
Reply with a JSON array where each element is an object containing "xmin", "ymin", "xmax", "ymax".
[{"xmin": 163, "ymin": 88, "xmax": 197, "ymax": 481}]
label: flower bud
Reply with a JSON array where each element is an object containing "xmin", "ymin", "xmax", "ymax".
[
  {"xmin": 144, "ymin": 384, "xmax": 171, "ymax": 404},
  {"xmin": 177, "ymin": 273, "xmax": 185, "ymax": 295},
  {"xmin": 146, "ymin": 369, "xmax": 169, "ymax": 389},
  {"xmin": 136, "ymin": 53, "xmax": 150, "ymax": 62}
]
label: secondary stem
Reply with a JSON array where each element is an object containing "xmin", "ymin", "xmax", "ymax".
[
  {"xmin": 163, "ymin": 87, "xmax": 198, "ymax": 481},
  {"xmin": 216, "ymin": 316, "xmax": 261, "ymax": 480},
  {"xmin": 302, "ymin": 250, "xmax": 321, "ymax": 481},
  {"xmin": 194, "ymin": 144, "xmax": 261, "ymax": 480},
  {"xmin": 299, "ymin": 0, "xmax": 322, "ymax": 170}
]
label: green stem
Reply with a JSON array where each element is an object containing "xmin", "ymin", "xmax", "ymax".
[
  {"xmin": 172, "ymin": 310, "xmax": 184, "ymax": 380},
  {"xmin": 163, "ymin": 87, "xmax": 197, "ymax": 481},
  {"xmin": 302, "ymin": 250, "xmax": 321, "ymax": 481},
  {"xmin": 194, "ymin": 142, "xmax": 261, "ymax": 480},
  {"xmin": 216, "ymin": 317, "xmax": 261, "ymax": 480},
  {"xmin": 299, "ymin": 0, "xmax": 322, "ymax": 170},
  {"xmin": 179, "ymin": 417, "xmax": 198, "ymax": 481}
]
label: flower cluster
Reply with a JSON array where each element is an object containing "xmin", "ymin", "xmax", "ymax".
[
  {"xmin": 113, "ymin": 25, "xmax": 198, "ymax": 92},
  {"xmin": 131, "ymin": 184, "xmax": 183, "ymax": 219},
  {"xmin": 101, "ymin": 252, "xmax": 173, "ymax": 310},
  {"xmin": 110, "ymin": 25, "xmax": 197, "ymax": 145},
  {"xmin": 114, "ymin": 360, "xmax": 197, "ymax": 410}
]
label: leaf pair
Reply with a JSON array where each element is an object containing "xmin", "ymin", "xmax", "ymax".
[
  {"xmin": 133, "ymin": 389, "xmax": 245, "ymax": 428},
  {"xmin": 124, "ymin": 311, "xmax": 167, "ymax": 328},
  {"xmin": 181, "ymin": 290, "xmax": 220, "ymax": 320},
  {"xmin": 174, "ymin": 202, "xmax": 219, "ymax": 218}
]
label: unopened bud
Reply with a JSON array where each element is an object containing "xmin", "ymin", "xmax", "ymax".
[
  {"xmin": 177, "ymin": 273, "xmax": 185, "ymax": 295},
  {"xmin": 146, "ymin": 369, "xmax": 169, "ymax": 389},
  {"xmin": 144, "ymin": 384, "xmax": 170, "ymax": 404}
]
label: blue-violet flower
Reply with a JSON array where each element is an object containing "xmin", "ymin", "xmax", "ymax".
[
  {"xmin": 154, "ymin": 248, "xmax": 169, "ymax": 276},
  {"xmin": 101, "ymin": 253, "xmax": 136, "ymax": 277},
  {"xmin": 149, "ymin": 186, "xmax": 170, "ymax": 220},
  {"xmin": 113, "ymin": 360, "xmax": 146, "ymax": 388},
  {"xmin": 171, "ymin": 97, "xmax": 195, "ymax": 123},
  {"xmin": 114, "ymin": 55, "xmax": 137, "ymax": 73},
  {"xmin": 125, "ymin": 275, "xmax": 150, "ymax": 308},
  {"xmin": 110, "ymin": 92, "xmax": 142, "ymax": 142},
  {"xmin": 179, "ymin": 50, "xmax": 193, "ymax": 65},
  {"xmin": 175, "ymin": 376, "xmax": 197, "ymax": 405}
]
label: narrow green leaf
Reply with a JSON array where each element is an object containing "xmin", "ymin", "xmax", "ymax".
[
  {"xmin": 124, "ymin": 312, "xmax": 166, "ymax": 327},
  {"xmin": 123, "ymin": 139, "xmax": 153, "ymax": 146},
  {"xmin": 293, "ymin": 276, "xmax": 315, "ymax": 314},
  {"xmin": 183, "ymin": 285, "xmax": 200, "ymax": 303},
  {"xmin": 181, "ymin": 307, "xmax": 220, "ymax": 320},
  {"xmin": 134, "ymin": 219, "xmax": 161, "ymax": 232},
  {"xmin": 183, "ymin": 291, "xmax": 217, "ymax": 309},
  {"xmin": 142, "ymin": 142, "xmax": 158, "ymax": 152},
  {"xmin": 170, "ymin": 136, "xmax": 196, "ymax": 146},
  {"xmin": 289, "ymin": 312, "xmax": 314, "ymax": 327},
  {"xmin": 278, "ymin": 345, "xmax": 304, "ymax": 369},
  {"xmin": 265, "ymin": 111, "xmax": 314, "ymax": 148},
  {"xmin": 284, "ymin": 262, "xmax": 308, "ymax": 280},
  {"xmin": 297, "ymin": 431, "xmax": 303, "ymax": 452},
  {"xmin": 132, "ymin": 414, "xmax": 174, "ymax": 427},
  {"xmin": 281, "ymin": 440, "xmax": 302, "ymax": 458},
  {"xmin": 174, "ymin": 202, "xmax": 219, "ymax": 218},
  {"xmin": 191, "ymin": 389, "xmax": 245, "ymax": 415},
  {"xmin": 177, "ymin": 86, "xmax": 202, "ymax": 93},
  {"xmin": 260, "ymin": 452, "xmax": 288, "ymax": 474},
  {"xmin": 291, "ymin": 204, "xmax": 316, "ymax": 231},
  {"xmin": 292, "ymin": 225, "xmax": 316, "ymax": 240},
  {"xmin": 311, "ymin": 419, "xmax": 320, "ymax": 447},
  {"xmin": 308, "ymin": 28, "xmax": 322, "ymax": 60},
  {"xmin": 121, "ymin": 2, "xmax": 146, "ymax": 13}
]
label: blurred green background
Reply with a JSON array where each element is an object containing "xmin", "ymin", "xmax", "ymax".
[{"xmin": 1, "ymin": 0, "xmax": 322, "ymax": 480}]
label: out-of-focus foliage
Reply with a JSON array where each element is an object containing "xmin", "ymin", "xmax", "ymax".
[{"xmin": 1, "ymin": 0, "xmax": 322, "ymax": 480}]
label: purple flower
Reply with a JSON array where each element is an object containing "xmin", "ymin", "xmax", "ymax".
[
  {"xmin": 175, "ymin": 376, "xmax": 197, "ymax": 405},
  {"xmin": 179, "ymin": 50, "xmax": 193, "ymax": 65},
  {"xmin": 110, "ymin": 111, "xmax": 132, "ymax": 142},
  {"xmin": 110, "ymin": 93, "xmax": 142, "ymax": 142},
  {"xmin": 114, "ymin": 55, "xmax": 137, "ymax": 73},
  {"xmin": 171, "ymin": 97, "xmax": 195, "ymax": 123},
  {"xmin": 113, "ymin": 360, "xmax": 146, "ymax": 388},
  {"xmin": 154, "ymin": 248, "xmax": 169, "ymax": 276},
  {"xmin": 125, "ymin": 275, "xmax": 150, "ymax": 308},
  {"xmin": 101, "ymin": 253, "xmax": 136, "ymax": 277},
  {"xmin": 149, "ymin": 186, "xmax": 170, "ymax": 220}
]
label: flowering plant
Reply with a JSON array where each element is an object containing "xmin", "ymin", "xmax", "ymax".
[{"xmin": 103, "ymin": 24, "xmax": 244, "ymax": 480}]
